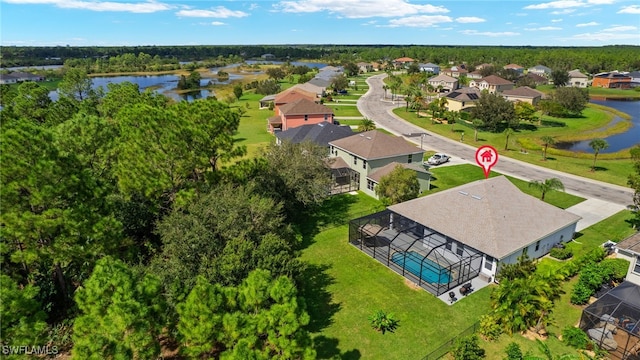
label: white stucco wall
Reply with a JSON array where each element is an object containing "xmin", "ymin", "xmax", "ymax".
[{"xmin": 616, "ymin": 249, "xmax": 640, "ymax": 286}]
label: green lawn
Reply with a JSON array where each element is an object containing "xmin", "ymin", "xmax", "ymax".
[
  {"xmin": 329, "ymin": 105, "xmax": 363, "ymax": 117},
  {"xmin": 229, "ymin": 92, "xmax": 274, "ymax": 159},
  {"xmin": 394, "ymin": 106, "xmax": 635, "ymax": 187}
]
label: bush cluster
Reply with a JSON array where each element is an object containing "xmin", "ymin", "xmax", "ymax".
[
  {"xmin": 562, "ymin": 326, "xmax": 591, "ymax": 350},
  {"xmin": 550, "ymin": 247, "xmax": 573, "ymax": 260},
  {"xmin": 570, "ymin": 258, "xmax": 630, "ymax": 304}
]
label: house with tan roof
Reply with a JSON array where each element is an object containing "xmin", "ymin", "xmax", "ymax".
[
  {"xmin": 268, "ymin": 98, "xmax": 334, "ymax": 133},
  {"xmin": 568, "ymin": 69, "xmax": 589, "ymax": 88},
  {"xmin": 328, "ymin": 130, "xmax": 427, "ymax": 198},
  {"xmin": 349, "ymin": 176, "xmax": 581, "ymax": 296},
  {"xmin": 428, "ymin": 74, "xmax": 459, "ymax": 92},
  {"xmin": 467, "ymin": 70, "xmax": 483, "ymax": 80},
  {"xmin": 292, "ymin": 82, "xmax": 326, "ymax": 98},
  {"xmin": 470, "ymin": 75, "xmax": 514, "ymax": 94},
  {"xmin": 394, "ymin": 57, "xmax": 415, "ymax": 69},
  {"xmin": 442, "ymin": 66, "xmax": 468, "ymax": 78},
  {"xmin": 615, "ymin": 232, "xmax": 640, "ymax": 286},
  {"xmin": 503, "ymin": 63, "xmax": 524, "ymax": 74},
  {"xmin": 443, "ymin": 87, "xmax": 481, "ymax": 111},
  {"xmin": 501, "ymin": 86, "xmax": 544, "ymax": 105}
]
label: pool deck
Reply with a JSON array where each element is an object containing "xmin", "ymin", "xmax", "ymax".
[{"xmin": 436, "ymin": 276, "xmax": 494, "ymax": 306}]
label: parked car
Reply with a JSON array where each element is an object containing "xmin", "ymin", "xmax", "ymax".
[{"xmin": 426, "ymin": 153, "xmax": 450, "ymax": 165}]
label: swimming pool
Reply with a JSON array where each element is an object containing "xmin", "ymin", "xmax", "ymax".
[{"xmin": 391, "ymin": 251, "xmax": 450, "ymax": 284}]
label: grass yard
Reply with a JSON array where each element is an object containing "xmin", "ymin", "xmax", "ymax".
[
  {"xmin": 228, "ymin": 92, "xmax": 274, "ymax": 159},
  {"xmin": 299, "ymin": 192, "xmax": 493, "ymax": 359},
  {"xmin": 329, "ymin": 105, "xmax": 363, "ymax": 117}
]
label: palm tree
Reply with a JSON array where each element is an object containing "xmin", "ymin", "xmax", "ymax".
[
  {"xmin": 382, "ymin": 85, "xmax": 388, "ymax": 100},
  {"xmin": 588, "ymin": 138, "xmax": 609, "ymax": 171},
  {"xmin": 358, "ymin": 118, "xmax": 376, "ymax": 132},
  {"xmin": 528, "ymin": 178, "xmax": 565, "ymax": 201},
  {"xmin": 503, "ymin": 127, "xmax": 515, "ymax": 150},
  {"xmin": 540, "ymin": 136, "xmax": 556, "ymax": 161},
  {"xmin": 413, "ymin": 92, "xmax": 424, "ymax": 118}
]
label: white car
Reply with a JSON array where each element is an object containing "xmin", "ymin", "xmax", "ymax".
[{"xmin": 426, "ymin": 153, "xmax": 450, "ymax": 165}]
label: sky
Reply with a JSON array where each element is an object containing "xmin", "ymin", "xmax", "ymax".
[{"xmin": 1, "ymin": 0, "xmax": 639, "ymax": 47}]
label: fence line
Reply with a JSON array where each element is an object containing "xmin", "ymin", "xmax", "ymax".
[{"xmin": 420, "ymin": 321, "xmax": 480, "ymax": 360}]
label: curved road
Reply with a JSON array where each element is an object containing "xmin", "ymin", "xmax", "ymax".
[{"xmin": 357, "ymin": 73, "xmax": 634, "ymax": 207}]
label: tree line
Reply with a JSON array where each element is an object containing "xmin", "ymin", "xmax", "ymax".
[{"xmin": 0, "ymin": 70, "xmax": 333, "ymax": 358}]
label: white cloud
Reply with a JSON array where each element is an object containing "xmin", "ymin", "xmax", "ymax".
[
  {"xmin": 274, "ymin": 0, "xmax": 449, "ymax": 18},
  {"xmin": 176, "ymin": 7, "xmax": 249, "ymax": 18},
  {"xmin": 604, "ymin": 25, "xmax": 637, "ymax": 32},
  {"xmin": 211, "ymin": 21, "xmax": 225, "ymax": 26},
  {"xmin": 618, "ymin": 5, "xmax": 640, "ymax": 14},
  {"xmin": 576, "ymin": 21, "xmax": 599, "ymax": 26},
  {"xmin": 248, "ymin": 3, "xmax": 259, "ymax": 10},
  {"xmin": 386, "ymin": 15, "xmax": 452, "ymax": 27},
  {"xmin": 587, "ymin": 0, "xmax": 614, "ymax": 4},
  {"xmin": 525, "ymin": 0, "xmax": 584, "ymax": 10},
  {"xmin": 550, "ymin": 9, "xmax": 576, "ymax": 14},
  {"xmin": 525, "ymin": 26, "xmax": 562, "ymax": 30},
  {"xmin": 460, "ymin": 30, "xmax": 520, "ymax": 37},
  {"xmin": 551, "ymin": 18, "xmax": 563, "ymax": 22},
  {"xmin": 456, "ymin": 17, "xmax": 485, "ymax": 23},
  {"xmin": 4, "ymin": 0, "xmax": 172, "ymax": 13},
  {"xmin": 570, "ymin": 24, "xmax": 639, "ymax": 42}
]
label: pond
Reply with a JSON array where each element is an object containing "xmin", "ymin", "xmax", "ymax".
[{"xmin": 554, "ymin": 98, "xmax": 640, "ymax": 153}]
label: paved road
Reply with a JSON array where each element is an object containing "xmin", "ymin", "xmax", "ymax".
[{"xmin": 357, "ymin": 73, "xmax": 634, "ymax": 207}]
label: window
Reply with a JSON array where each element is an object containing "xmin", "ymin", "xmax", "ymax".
[
  {"xmin": 456, "ymin": 243, "xmax": 464, "ymax": 256},
  {"xmin": 362, "ymin": 160, "xmax": 367, "ymax": 169},
  {"xmin": 445, "ymin": 241, "xmax": 452, "ymax": 251},
  {"xmin": 408, "ymin": 154, "xmax": 413, "ymax": 163},
  {"xmin": 353, "ymin": 156, "xmax": 358, "ymax": 165},
  {"xmin": 367, "ymin": 179, "xmax": 375, "ymax": 191},
  {"xmin": 485, "ymin": 255, "xmax": 494, "ymax": 271},
  {"xmin": 635, "ymin": 256, "xmax": 640, "ymax": 274},
  {"xmin": 324, "ymin": 114, "xmax": 328, "ymax": 121},
  {"xmin": 535, "ymin": 241, "xmax": 540, "ymax": 252},
  {"xmin": 304, "ymin": 115, "xmax": 308, "ymax": 121}
]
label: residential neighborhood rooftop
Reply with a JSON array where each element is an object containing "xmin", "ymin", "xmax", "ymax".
[
  {"xmin": 367, "ymin": 162, "xmax": 431, "ymax": 183},
  {"xmin": 387, "ymin": 176, "xmax": 581, "ymax": 259},
  {"xmin": 276, "ymin": 122, "xmax": 353, "ymax": 146},
  {"xmin": 617, "ymin": 232, "xmax": 640, "ymax": 255},
  {"xmin": 279, "ymin": 98, "xmax": 333, "ymax": 116},
  {"xmin": 501, "ymin": 86, "xmax": 544, "ymax": 98},
  {"xmin": 329, "ymin": 130, "xmax": 424, "ymax": 161}
]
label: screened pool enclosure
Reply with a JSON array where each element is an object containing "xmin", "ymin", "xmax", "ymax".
[
  {"xmin": 349, "ymin": 210, "xmax": 483, "ymax": 296},
  {"xmin": 579, "ymin": 281, "xmax": 640, "ymax": 360}
]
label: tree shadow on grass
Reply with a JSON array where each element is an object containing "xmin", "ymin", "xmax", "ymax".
[
  {"xmin": 313, "ymin": 336, "xmax": 362, "ymax": 360},
  {"xmin": 299, "ymin": 264, "xmax": 341, "ymax": 333},
  {"xmin": 298, "ymin": 194, "xmax": 359, "ymax": 249},
  {"xmin": 590, "ymin": 166, "xmax": 609, "ymax": 172}
]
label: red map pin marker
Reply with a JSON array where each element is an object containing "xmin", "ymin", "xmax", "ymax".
[{"xmin": 475, "ymin": 145, "xmax": 499, "ymax": 179}]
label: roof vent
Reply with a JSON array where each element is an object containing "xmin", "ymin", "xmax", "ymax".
[
  {"xmin": 471, "ymin": 195, "xmax": 482, "ymax": 200},
  {"xmin": 458, "ymin": 191, "xmax": 468, "ymax": 196}
]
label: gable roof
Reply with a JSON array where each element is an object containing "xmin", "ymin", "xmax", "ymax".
[
  {"xmin": 617, "ymin": 232, "xmax": 640, "ymax": 255},
  {"xmin": 479, "ymin": 75, "xmax": 513, "ymax": 85},
  {"xmin": 329, "ymin": 130, "xmax": 424, "ymax": 160},
  {"xmin": 275, "ymin": 88, "xmax": 316, "ymax": 104},
  {"xmin": 528, "ymin": 65, "xmax": 552, "ymax": 72},
  {"xmin": 504, "ymin": 63, "xmax": 524, "ymax": 70},
  {"xmin": 367, "ymin": 162, "xmax": 431, "ymax": 183},
  {"xmin": 279, "ymin": 98, "xmax": 333, "ymax": 116},
  {"xmin": 292, "ymin": 82, "xmax": 325, "ymax": 94},
  {"xmin": 429, "ymin": 74, "xmax": 457, "ymax": 83},
  {"xmin": 420, "ymin": 62, "xmax": 440, "ymax": 68},
  {"xmin": 525, "ymin": 72, "xmax": 549, "ymax": 84},
  {"xmin": 445, "ymin": 87, "xmax": 481, "ymax": 101},
  {"xmin": 395, "ymin": 57, "xmax": 415, "ymax": 62},
  {"xmin": 387, "ymin": 176, "xmax": 581, "ymax": 259},
  {"xmin": 276, "ymin": 122, "xmax": 353, "ymax": 146},
  {"xmin": 501, "ymin": 86, "xmax": 544, "ymax": 98},
  {"xmin": 308, "ymin": 77, "xmax": 332, "ymax": 88},
  {"xmin": 568, "ymin": 69, "xmax": 588, "ymax": 79}
]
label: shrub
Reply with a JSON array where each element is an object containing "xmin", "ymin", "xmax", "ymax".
[
  {"xmin": 453, "ymin": 335, "xmax": 486, "ymax": 360},
  {"xmin": 562, "ymin": 326, "xmax": 590, "ymax": 349},
  {"xmin": 479, "ymin": 314, "xmax": 502, "ymax": 341},
  {"xmin": 504, "ymin": 342, "xmax": 523, "ymax": 360},
  {"xmin": 600, "ymin": 258, "xmax": 630, "ymax": 281},
  {"xmin": 550, "ymin": 247, "xmax": 573, "ymax": 260},
  {"xmin": 368, "ymin": 310, "xmax": 399, "ymax": 335},
  {"xmin": 570, "ymin": 282, "xmax": 593, "ymax": 305}
]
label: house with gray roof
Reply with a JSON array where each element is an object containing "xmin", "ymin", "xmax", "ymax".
[
  {"xmin": 568, "ymin": 69, "xmax": 589, "ymax": 88},
  {"xmin": 419, "ymin": 63, "xmax": 440, "ymax": 74},
  {"xmin": 616, "ymin": 232, "xmax": 640, "ymax": 286},
  {"xmin": 443, "ymin": 87, "xmax": 481, "ymax": 112},
  {"xmin": 349, "ymin": 176, "xmax": 580, "ymax": 296},
  {"xmin": 328, "ymin": 130, "xmax": 427, "ymax": 199},
  {"xmin": 308, "ymin": 77, "xmax": 332, "ymax": 89},
  {"xmin": 501, "ymin": 86, "xmax": 544, "ymax": 105},
  {"xmin": 275, "ymin": 122, "xmax": 353, "ymax": 147},
  {"xmin": 527, "ymin": 65, "xmax": 552, "ymax": 77}
]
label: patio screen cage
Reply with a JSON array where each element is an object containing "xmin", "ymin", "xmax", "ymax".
[
  {"xmin": 349, "ymin": 209, "xmax": 483, "ymax": 296},
  {"xmin": 579, "ymin": 281, "xmax": 640, "ymax": 360},
  {"xmin": 330, "ymin": 167, "xmax": 359, "ymax": 195}
]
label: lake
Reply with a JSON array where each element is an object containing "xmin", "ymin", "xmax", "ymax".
[{"xmin": 554, "ymin": 98, "xmax": 640, "ymax": 153}]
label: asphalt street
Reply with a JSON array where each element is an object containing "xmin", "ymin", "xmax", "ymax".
[{"xmin": 356, "ymin": 73, "xmax": 635, "ymax": 209}]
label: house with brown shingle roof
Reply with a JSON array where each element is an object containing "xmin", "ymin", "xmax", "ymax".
[
  {"xmin": 428, "ymin": 74, "xmax": 459, "ymax": 92},
  {"xmin": 470, "ymin": 75, "xmax": 514, "ymax": 94},
  {"xmin": 503, "ymin": 63, "xmax": 524, "ymax": 74},
  {"xmin": 443, "ymin": 87, "xmax": 481, "ymax": 111},
  {"xmin": 328, "ymin": 130, "xmax": 426, "ymax": 198},
  {"xmin": 268, "ymin": 98, "xmax": 334, "ymax": 133},
  {"xmin": 501, "ymin": 86, "xmax": 544, "ymax": 105},
  {"xmin": 348, "ymin": 176, "xmax": 581, "ymax": 296}
]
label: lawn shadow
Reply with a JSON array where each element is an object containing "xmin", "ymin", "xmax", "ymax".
[
  {"xmin": 299, "ymin": 194, "xmax": 359, "ymax": 249},
  {"xmin": 591, "ymin": 166, "xmax": 609, "ymax": 172},
  {"xmin": 541, "ymin": 119, "xmax": 567, "ymax": 127},
  {"xmin": 299, "ymin": 264, "xmax": 341, "ymax": 333},
  {"xmin": 313, "ymin": 336, "xmax": 362, "ymax": 360},
  {"xmin": 518, "ymin": 123, "xmax": 538, "ymax": 131}
]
